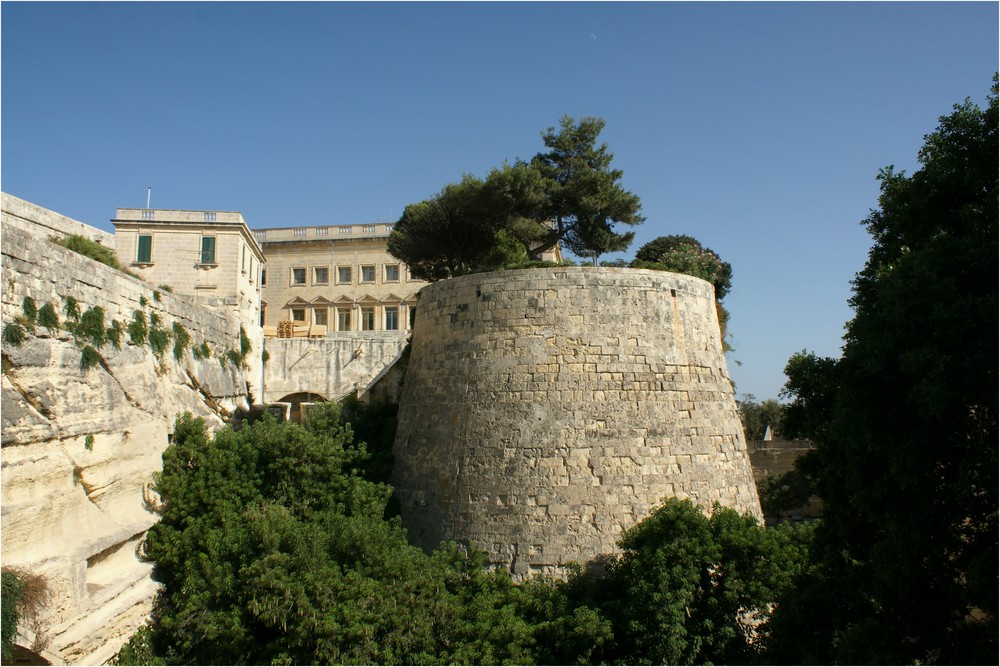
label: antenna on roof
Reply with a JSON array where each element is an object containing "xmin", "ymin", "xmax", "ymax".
[{"xmin": 146, "ymin": 187, "xmax": 152, "ymax": 209}]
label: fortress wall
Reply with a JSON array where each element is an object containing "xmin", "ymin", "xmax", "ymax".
[
  {"xmin": 262, "ymin": 332, "xmax": 409, "ymax": 403},
  {"xmin": 393, "ymin": 268, "xmax": 761, "ymax": 578},
  {"xmin": 2, "ymin": 192, "xmax": 115, "ymax": 247},
  {"xmin": 2, "ymin": 214, "xmax": 251, "ymax": 663}
]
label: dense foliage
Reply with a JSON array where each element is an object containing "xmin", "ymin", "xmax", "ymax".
[
  {"xmin": 770, "ymin": 79, "xmax": 998, "ymax": 664},
  {"xmin": 631, "ymin": 234, "xmax": 733, "ymax": 299},
  {"xmin": 388, "ymin": 116, "xmax": 643, "ymax": 278},
  {"xmin": 131, "ymin": 401, "xmax": 810, "ymax": 665}
]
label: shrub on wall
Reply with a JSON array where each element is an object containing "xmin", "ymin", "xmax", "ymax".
[
  {"xmin": 171, "ymin": 322, "xmax": 190, "ymax": 362},
  {"xmin": 128, "ymin": 311, "xmax": 148, "ymax": 346},
  {"xmin": 36, "ymin": 302, "xmax": 60, "ymax": 332},
  {"xmin": 2, "ymin": 323, "xmax": 26, "ymax": 348}
]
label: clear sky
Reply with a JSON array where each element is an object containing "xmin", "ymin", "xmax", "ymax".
[{"xmin": 3, "ymin": 1, "xmax": 996, "ymax": 401}]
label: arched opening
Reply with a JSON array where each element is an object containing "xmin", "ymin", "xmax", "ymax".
[{"xmin": 278, "ymin": 392, "xmax": 327, "ymax": 423}]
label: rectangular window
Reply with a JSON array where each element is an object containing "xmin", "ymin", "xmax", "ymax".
[
  {"xmin": 409, "ymin": 306, "xmax": 417, "ymax": 328},
  {"xmin": 361, "ymin": 265, "xmax": 376, "ymax": 283},
  {"xmin": 313, "ymin": 307, "xmax": 328, "ymax": 327},
  {"xmin": 361, "ymin": 307, "xmax": 375, "ymax": 331},
  {"xmin": 292, "ymin": 267, "xmax": 306, "ymax": 285},
  {"xmin": 384, "ymin": 264, "xmax": 399, "ymax": 282},
  {"xmin": 200, "ymin": 236, "xmax": 216, "ymax": 264},
  {"xmin": 136, "ymin": 234, "xmax": 152, "ymax": 263},
  {"xmin": 242, "ymin": 245, "xmax": 247, "ymax": 273},
  {"xmin": 261, "ymin": 268, "xmax": 267, "ymax": 286},
  {"xmin": 314, "ymin": 267, "xmax": 329, "ymax": 285},
  {"xmin": 337, "ymin": 308, "xmax": 352, "ymax": 332},
  {"xmin": 337, "ymin": 266, "xmax": 352, "ymax": 284},
  {"xmin": 291, "ymin": 308, "xmax": 306, "ymax": 322},
  {"xmin": 384, "ymin": 306, "xmax": 399, "ymax": 331}
]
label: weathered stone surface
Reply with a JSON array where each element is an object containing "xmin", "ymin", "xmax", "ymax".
[
  {"xmin": 2, "ymin": 212, "xmax": 252, "ymax": 665},
  {"xmin": 262, "ymin": 332, "xmax": 409, "ymax": 402},
  {"xmin": 393, "ymin": 268, "xmax": 761, "ymax": 579}
]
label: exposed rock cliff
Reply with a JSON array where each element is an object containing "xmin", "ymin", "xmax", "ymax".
[{"xmin": 2, "ymin": 211, "xmax": 251, "ymax": 664}]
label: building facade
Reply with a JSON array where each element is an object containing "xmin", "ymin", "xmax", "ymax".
[
  {"xmin": 112, "ymin": 208, "xmax": 265, "ymax": 316},
  {"xmin": 254, "ymin": 222, "xmax": 425, "ymax": 334},
  {"xmin": 112, "ymin": 207, "xmax": 266, "ymax": 397}
]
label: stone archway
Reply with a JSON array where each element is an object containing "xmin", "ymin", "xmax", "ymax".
[{"xmin": 277, "ymin": 391, "xmax": 327, "ymax": 423}]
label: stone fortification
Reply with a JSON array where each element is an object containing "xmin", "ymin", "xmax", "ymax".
[
  {"xmin": 2, "ymin": 193, "xmax": 115, "ymax": 247},
  {"xmin": 393, "ymin": 268, "xmax": 761, "ymax": 578},
  {"xmin": 2, "ymin": 210, "xmax": 252, "ymax": 664},
  {"xmin": 263, "ymin": 332, "xmax": 409, "ymax": 403}
]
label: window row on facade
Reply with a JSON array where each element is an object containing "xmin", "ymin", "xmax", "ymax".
[
  {"xmin": 132, "ymin": 232, "xmax": 262, "ymax": 285},
  {"xmin": 263, "ymin": 263, "xmax": 417, "ymax": 287},
  {"xmin": 263, "ymin": 302, "xmax": 414, "ymax": 333}
]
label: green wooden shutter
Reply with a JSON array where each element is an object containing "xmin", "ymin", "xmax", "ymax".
[
  {"xmin": 201, "ymin": 236, "xmax": 216, "ymax": 264},
  {"xmin": 137, "ymin": 235, "xmax": 152, "ymax": 263}
]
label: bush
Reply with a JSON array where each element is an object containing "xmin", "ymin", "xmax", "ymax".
[
  {"xmin": 80, "ymin": 345, "xmax": 104, "ymax": 371},
  {"xmin": 62, "ymin": 295, "xmax": 81, "ymax": 321},
  {"xmin": 148, "ymin": 327, "xmax": 170, "ymax": 360},
  {"xmin": 171, "ymin": 322, "xmax": 190, "ymax": 361},
  {"xmin": 1, "ymin": 571, "xmax": 26, "ymax": 662},
  {"xmin": 2, "ymin": 323, "xmax": 26, "ymax": 348},
  {"xmin": 37, "ymin": 302, "xmax": 60, "ymax": 331},
  {"xmin": 52, "ymin": 234, "xmax": 121, "ymax": 270},
  {"xmin": 107, "ymin": 320, "xmax": 124, "ymax": 350},
  {"xmin": 20, "ymin": 297, "xmax": 37, "ymax": 324},
  {"xmin": 75, "ymin": 306, "xmax": 107, "ymax": 348},
  {"xmin": 127, "ymin": 311, "xmax": 148, "ymax": 345},
  {"xmin": 239, "ymin": 326, "xmax": 252, "ymax": 358}
]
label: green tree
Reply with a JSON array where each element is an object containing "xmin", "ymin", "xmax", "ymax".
[
  {"xmin": 737, "ymin": 394, "xmax": 785, "ymax": 441},
  {"xmin": 769, "ymin": 79, "xmax": 998, "ymax": 664},
  {"xmin": 631, "ymin": 234, "xmax": 733, "ymax": 299},
  {"xmin": 528, "ymin": 116, "xmax": 644, "ymax": 261},
  {"xmin": 388, "ymin": 116, "xmax": 643, "ymax": 277},
  {"xmin": 593, "ymin": 499, "xmax": 812, "ymax": 665},
  {"xmin": 140, "ymin": 405, "xmax": 609, "ymax": 665},
  {"xmin": 387, "ymin": 176, "xmax": 506, "ymax": 280}
]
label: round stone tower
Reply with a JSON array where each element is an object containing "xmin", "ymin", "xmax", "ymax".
[{"xmin": 392, "ymin": 267, "xmax": 761, "ymax": 578}]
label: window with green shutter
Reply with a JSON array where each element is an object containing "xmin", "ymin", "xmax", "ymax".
[
  {"xmin": 136, "ymin": 235, "xmax": 152, "ymax": 263},
  {"xmin": 200, "ymin": 236, "xmax": 216, "ymax": 264}
]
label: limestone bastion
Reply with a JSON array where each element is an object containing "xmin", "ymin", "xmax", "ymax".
[{"xmin": 393, "ymin": 267, "xmax": 762, "ymax": 578}]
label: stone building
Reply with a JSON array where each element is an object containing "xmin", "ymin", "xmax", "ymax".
[
  {"xmin": 254, "ymin": 223, "xmax": 425, "ymax": 334},
  {"xmin": 111, "ymin": 207, "xmax": 265, "ymax": 397}
]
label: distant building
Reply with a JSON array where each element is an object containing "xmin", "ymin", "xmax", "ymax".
[{"xmin": 253, "ymin": 223, "xmax": 425, "ymax": 334}]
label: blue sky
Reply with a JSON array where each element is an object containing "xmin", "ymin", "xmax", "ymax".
[{"xmin": 3, "ymin": 2, "xmax": 996, "ymax": 401}]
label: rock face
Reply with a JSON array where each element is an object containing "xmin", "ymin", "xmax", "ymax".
[
  {"xmin": 393, "ymin": 268, "xmax": 761, "ymax": 578},
  {"xmin": 2, "ymin": 213, "xmax": 251, "ymax": 664}
]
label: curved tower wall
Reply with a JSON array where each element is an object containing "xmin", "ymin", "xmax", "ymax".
[{"xmin": 392, "ymin": 268, "xmax": 761, "ymax": 578}]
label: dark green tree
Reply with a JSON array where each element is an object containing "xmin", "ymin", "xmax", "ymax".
[
  {"xmin": 388, "ymin": 116, "xmax": 643, "ymax": 277},
  {"xmin": 593, "ymin": 499, "xmax": 812, "ymax": 665},
  {"xmin": 768, "ymin": 79, "xmax": 998, "ymax": 664},
  {"xmin": 631, "ymin": 234, "xmax": 732, "ymax": 299},
  {"xmin": 527, "ymin": 116, "xmax": 644, "ymax": 261},
  {"xmin": 387, "ymin": 175, "xmax": 507, "ymax": 280}
]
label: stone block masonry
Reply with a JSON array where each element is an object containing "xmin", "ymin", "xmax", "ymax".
[
  {"xmin": 393, "ymin": 268, "xmax": 761, "ymax": 579},
  {"xmin": 2, "ymin": 204, "xmax": 253, "ymax": 664}
]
